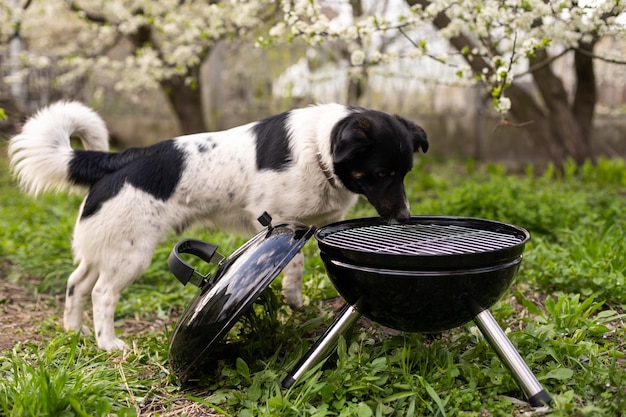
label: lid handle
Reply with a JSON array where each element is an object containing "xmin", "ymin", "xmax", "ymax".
[
  {"xmin": 257, "ymin": 211, "xmax": 273, "ymax": 228},
  {"xmin": 168, "ymin": 238, "xmax": 224, "ymax": 288}
]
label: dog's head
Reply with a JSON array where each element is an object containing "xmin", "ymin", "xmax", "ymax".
[{"xmin": 331, "ymin": 109, "xmax": 428, "ymax": 223}]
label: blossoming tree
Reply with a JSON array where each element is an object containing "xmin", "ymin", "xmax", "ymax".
[
  {"xmin": 71, "ymin": 0, "xmax": 282, "ymax": 133},
  {"xmin": 267, "ymin": 0, "xmax": 626, "ymax": 167},
  {"xmin": 1, "ymin": 0, "xmax": 277, "ymax": 134},
  {"xmin": 3, "ymin": 0, "xmax": 625, "ymax": 165}
]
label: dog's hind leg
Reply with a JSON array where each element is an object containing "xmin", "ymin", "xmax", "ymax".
[
  {"xmin": 63, "ymin": 261, "xmax": 99, "ymax": 333},
  {"xmin": 91, "ymin": 253, "xmax": 151, "ymax": 351},
  {"xmin": 282, "ymin": 251, "xmax": 305, "ymax": 309}
]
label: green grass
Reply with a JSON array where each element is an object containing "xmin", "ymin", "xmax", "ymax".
[{"xmin": 1, "ymin": 148, "xmax": 625, "ymax": 416}]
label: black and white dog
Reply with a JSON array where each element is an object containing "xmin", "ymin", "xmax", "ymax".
[{"xmin": 8, "ymin": 101, "xmax": 428, "ymax": 350}]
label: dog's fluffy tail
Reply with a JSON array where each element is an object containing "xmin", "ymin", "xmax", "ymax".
[{"xmin": 7, "ymin": 101, "xmax": 109, "ymax": 195}]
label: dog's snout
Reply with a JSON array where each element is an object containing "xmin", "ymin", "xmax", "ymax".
[
  {"xmin": 397, "ymin": 210, "xmax": 411, "ymax": 223},
  {"xmin": 381, "ymin": 205, "xmax": 411, "ymax": 224},
  {"xmin": 387, "ymin": 210, "xmax": 410, "ymax": 224},
  {"xmin": 372, "ymin": 195, "xmax": 411, "ymax": 225}
]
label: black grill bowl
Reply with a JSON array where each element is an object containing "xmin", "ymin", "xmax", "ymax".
[{"xmin": 315, "ymin": 216, "xmax": 530, "ymax": 332}]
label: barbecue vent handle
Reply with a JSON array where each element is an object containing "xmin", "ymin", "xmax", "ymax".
[{"xmin": 168, "ymin": 238, "xmax": 224, "ymax": 288}]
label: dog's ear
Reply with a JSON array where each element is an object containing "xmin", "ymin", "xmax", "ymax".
[
  {"xmin": 395, "ymin": 115, "xmax": 429, "ymax": 153},
  {"xmin": 332, "ymin": 116, "xmax": 373, "ymax": 164}
]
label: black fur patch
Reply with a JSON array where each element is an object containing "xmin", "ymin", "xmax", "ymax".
[
  {"xmin": 77, "ymin": 140, "xmax": 186, "ymax": 218},
  {"xmin": 253, "ymin": 112, "xmax": 292, "ymax": 171}
]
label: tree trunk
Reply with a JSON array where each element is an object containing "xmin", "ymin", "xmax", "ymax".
[
  {"xmin": 67, "ymin": 8, "xmax": 210, "ymax": 135},
  {"xmin": 527, "ymin": 48, "xmax": 593, "ymax": 166},
  {"xmin": 505, "ymin": 84, "xmax": 569, "ymax": 168},
  {"xmin": 347, "ymin": 0, "xmax": 366, "ymax": 104},
  {"xmin": 133, "ymin": 25, "xmax": 208, "ymax": 134},
  {"xmin": 405, "ymin": 0, "xmax": 597, "ymax": 167},
  {"xmin": 572, "ymin": 41, "xmax": 598, "ymax": 163},
  {"xmin": 160, "ymin": 69, "xmax": 207, "ymax": 135}
]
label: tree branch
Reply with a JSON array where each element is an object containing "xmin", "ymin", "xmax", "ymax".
[
  {"xmin": 397, "ymin": 26, "xmax": 458, "ymax": 66},
  {"xmin": 493, "ymin": 30, "xmax": 517, "ymax": 101},
  {"xmin": 405, "ymin": 0, "xmax": 492, "ymax": 75},
  {"xmin": 573, "ymin": 39, "xmax": 598, "ymax": 145},
  {"xmin": 67, "ymin": 1, "xmax": 108, "ymax": 24},
  {"xmin": 8, "ymin": 0, "xmax": 34, "ymax": 41},
  {"xmin": 517, "ymin": 47, "xmax": 573, "ymax": 77},
  {"xmin": 574, "ymin": 47, "xmax": 626, "ymax": 65}
]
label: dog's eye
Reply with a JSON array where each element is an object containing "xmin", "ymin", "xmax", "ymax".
[
  {"xmin": 377, "ymin": 171, "xmax": 395, "ymax": 178},
  {"xmin": 352, "ymin": 171, "xmax": 365, "ymax": 179}
]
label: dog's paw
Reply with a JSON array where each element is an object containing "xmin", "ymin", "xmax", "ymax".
[
  {"xmin": 80, "ymin": 325, "xmax": 92, "ymax": 336},
  {"xmin": 282, "ymin": 289, "xmax": 304, "ymax": 310},
  {"xmin": 63, "ymin": 317, "xmax": 83, "ymax": 333},
  {"xmin": 97, "ymin": 337, "xmax": 127, "ymax": 352}
]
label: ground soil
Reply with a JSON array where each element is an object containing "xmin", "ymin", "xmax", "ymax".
[
  {"xmin": 0, "ymin": 279, "xmax": 58, "ymax": 351},
  {"xmin": 0, "ymin": 276, "xmax": 176, "ymax": 352},
  {"xmin": 0, "ymin": 277, "xmax": 224, "ymax": 416}
]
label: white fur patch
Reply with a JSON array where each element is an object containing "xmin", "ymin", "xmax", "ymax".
[{"xmin": 7, "ymin": 101, "xmax": 109, "ymax": 195}]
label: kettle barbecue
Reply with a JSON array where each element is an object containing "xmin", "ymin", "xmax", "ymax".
[{"xmin": 168, "ymin": 213, "xmax": 551, "ymax": 407}]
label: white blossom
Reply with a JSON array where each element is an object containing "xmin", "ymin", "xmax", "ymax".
[
  {"xmin": 495, "ymin": 96, "xmax": 512, "ymax": 113},
  {"xmin": 351, "ymin": 50, "xmax": 366, "ymax": 66}
]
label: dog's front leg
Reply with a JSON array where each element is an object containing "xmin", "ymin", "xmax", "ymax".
[{"xmin": 282, "ymin": 251, "xmax": 304, "ymax": 309}]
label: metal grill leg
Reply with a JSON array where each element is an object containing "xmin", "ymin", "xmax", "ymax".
[
  {"xmin": 473, "ymin": 309, "xmax": 552, "ymax": 407},
  {"xmin": 282, "ymin": 303, "xmax": 361, "ymax": 389}
]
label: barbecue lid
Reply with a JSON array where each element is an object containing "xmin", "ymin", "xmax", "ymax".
[{"xmin": 168, "ymin": 213, "xmax": 316, "ymax": 382}]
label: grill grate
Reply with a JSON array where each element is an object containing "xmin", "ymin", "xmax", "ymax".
[{"xmin": 322, "ymin": 224, "xmax": 522, "ymax": 255}]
